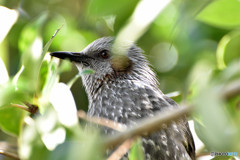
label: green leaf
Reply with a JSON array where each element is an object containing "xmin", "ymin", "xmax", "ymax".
[
  {"xmin": 188, "ymin": 59, "xmax": 240, "ymax": 151},
  {"xmin": 38, "ymin": 25, "xmax": 63, "ymax": 92},
  {"xmin": 211, "ymin": 156, "xmax": 236, "ymax": 160},
  {"xmin": 80, "ymin": 68, "xmax": 95, "ymax": 75},
  {"xmin": 0, "ymin": 106, "xmax": 25, "ymax": 136},
  {"xmin": 42, "ymin": 25, "xmax": 63, "ymax": 60},
  {"xmin": 88, "ymin": 0, "xmax": 139, "ymax": 32},
  {"xmin": 19, "ymin": 106, "xmax": 103, "ymax": 160},
  {"xmin": 88, "ymin": 0, "xmax": 138, "ymax": 17},
  {"xmin": 0, "ymin": 82, "xmax": 27, "ymax": 107},
  {"xmin": 129, "ymin": 139, "xmax": 144, "ymax": 160},
  {"xmin": 197, "ymin": 0, "xmax": 240, "ymax": 29},
  {"xmin": 39, "ymin": 60, "xmax": 49, "ymax": 91},
  {"xmin": 216, "ymin": 30, "xmax": 240, "ymax": 69},
  {"xmin": 39, "ymin": 60, "xmax": 59, "ymax": 113},
  {"xmin": 193, "ymin": 86, "xmax": 238, "ymax": 151},
  {"xmin": 49, "ymin": 83, "xmax": 78, "ymax": 128},
  {"xmin": 38, "ymin": 25, "xmax": 63, "ymax": 93}
]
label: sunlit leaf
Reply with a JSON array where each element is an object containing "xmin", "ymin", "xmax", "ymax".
[
  {"xmin": 197, "ymin": 0, "xmax": 240, "ymax": 28},
  {"xmin": 19, "ymin": 115, "xmax": 51, "ymax": 160},
  {"xmin": 49, "ymin": 83, "xmax": 78, "ymax": 128},
  {"xmin": 0, "ymin": 6, "xmax": 19, "ymax": 43},
  {"xmin": 112, "ymin": 0, "xmax": 171, "ymax": 56}
]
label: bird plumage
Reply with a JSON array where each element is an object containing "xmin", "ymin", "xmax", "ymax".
[{"xmin": 50, "ymin": 37, "xmax": 195, "ymax": 160}]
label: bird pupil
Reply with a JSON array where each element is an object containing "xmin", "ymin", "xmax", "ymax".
[{"xmin": 101, "ymin": 51, "xmax": 108, "ymax": 58}]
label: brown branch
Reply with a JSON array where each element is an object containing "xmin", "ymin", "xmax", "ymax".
[
  {"xmin": 0, "ymin": 149, "xmax": 20, "ymax": 160},
  {"xmin": 222, "ymin": 79, "xmax": 240, "ymax": 100},
  {"xmin": 77, "ymin": 79, "xmax": 240, "ymax": 152},
  {"xmin": 103, "ymin": 106, "xmax": 191, "ymax": 148},
  {"xmin": 78, "ymin": 110, "xmax": 127, "ymax": 132},
  {"xmin": 196, "ymin": 152, "xmax": 210, "ymax": 158},
  {"xmin": 107, "ymin": 138, "xmax": 136, "ymax": 160},
  {"xmin": 11, "ymin": 103, "xmax": 29, "ymax": 112},
  {"xmin": 11, "ymin": 103, "xmax": 39, "ymax": 116}
]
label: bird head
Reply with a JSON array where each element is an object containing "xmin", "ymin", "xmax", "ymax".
[{"xmin": 51, "ymin": 37, "xmax": 158, "ymax": 96}]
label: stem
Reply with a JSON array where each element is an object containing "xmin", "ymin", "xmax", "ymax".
[{"xmin": 11, "ymin": 103, "xmax": 29, "ymax": 112}]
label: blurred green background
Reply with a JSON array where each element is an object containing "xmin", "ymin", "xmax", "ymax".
[
  {"xmin": 1, "ymin": 0, "xmax": 238, "ymax": 109},
  {"xmin": 0, "ymin": 0, "xmax": 240, "ymax": 159}
]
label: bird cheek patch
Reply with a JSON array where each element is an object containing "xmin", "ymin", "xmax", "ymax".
[{"xmin": 110, "ymin": 55, "xmax": 132, "ymax": 73}]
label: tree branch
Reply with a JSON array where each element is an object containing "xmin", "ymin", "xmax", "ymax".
[
  {"xmin": 0, "ymin": 149, "xmax": 20, "ymax": 160},
  {"xmin": 222, "ymin": 79, "xmax": 240, "ymax": 100},
  {"xmin": 78, "ymin": 110, "xmax": 127, "ymax": 132},
  {"xmin": 107, "ymin": 138, "xmax": 136, "ymax": 160},
  {"xmin": 77, "ymin": 79, "xmax": 240, "ymax": 152},
  {"xmin": 102, "ymin": 105, "xmax": 191, "ymax": 148}
]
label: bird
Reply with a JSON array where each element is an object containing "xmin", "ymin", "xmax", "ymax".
[{"xmin": 50, "ymin": 37, "xmax": 195, "ymax": 160}]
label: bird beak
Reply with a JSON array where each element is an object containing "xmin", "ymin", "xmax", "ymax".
[{"xmin": 50, "ymin": 51, "xmax": 92, "ymax": 64}]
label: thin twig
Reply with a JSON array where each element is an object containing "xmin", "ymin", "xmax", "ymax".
[
  {"xmin": 11, "ymin": 103, "xmax": 39, "ymax": 116},
  {"xmin": 195, "ymin": 146, "xmax": 207, "ymax": 158},
  {"xmin": 11, "ymin": 103, "xmax": 29, "ymax": 112},
  {"xmin": 196, "ymin": 152, "xmax": 210, "ymax": 158},
  {"xmin": 0, "ymin": 149, "xmax": 20, "ymax": 160},
  {"xmin": 103, "ymin": 106, "xmax": 191, "ymax": 148},
  {"xmin": 107, "ymin": 138, "xmax": 136, "ymax": 160},
  {"xmin": 78, "ymin": 110, "xmax": 127, "ymax": 132},
  {"xmin": 222, "ymin": 79, "xmax": 240, "ymax": 100}
]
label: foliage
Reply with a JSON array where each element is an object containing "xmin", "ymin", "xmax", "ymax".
[{"xmin": 0, "ymin": 0, "xmax": 240, "ymax": 159}]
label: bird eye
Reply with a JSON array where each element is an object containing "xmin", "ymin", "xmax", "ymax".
[{"xmin": 99, "ymin": 50, "xmax": 109, "ymax": 59}]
